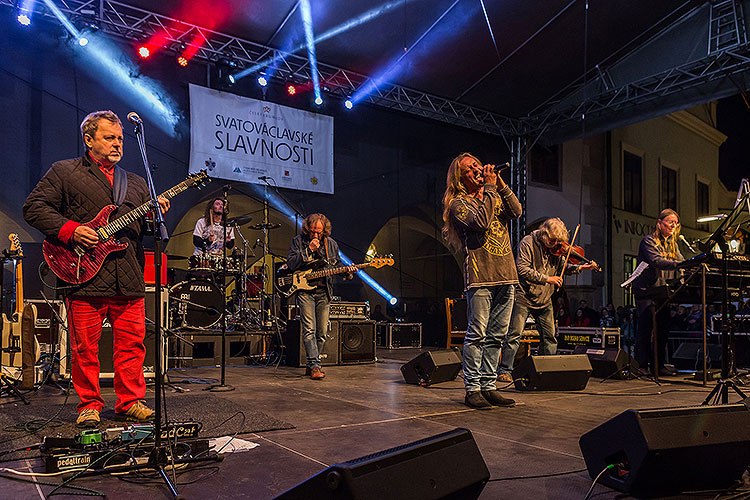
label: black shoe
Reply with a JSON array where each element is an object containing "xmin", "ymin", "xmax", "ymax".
[
  {"xmin": 481, "ymin": 390, "xmax": 516, "ymax": 407},
  {"xmin": 464, "ymin": 391, "xmax": 493, "ymax": 410}
]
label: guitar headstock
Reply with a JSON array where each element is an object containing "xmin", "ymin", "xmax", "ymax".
[
  {"xmin": 8, "ymin": 233, "xmax": 22, "ymax": 257},
  {"xmin": 368, "ymin": 256, "xmax": 394, "ymax": 269},
  {"xmin": 186, "ymin": 169, "xmax": 211, "ymax": 190}
]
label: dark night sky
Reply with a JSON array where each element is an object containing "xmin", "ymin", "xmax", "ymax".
[{"xmin": 717, "ymin": 94, "xmax": 750, "ymax": 191}]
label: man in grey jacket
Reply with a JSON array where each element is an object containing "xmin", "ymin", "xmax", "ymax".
[{"xmin": 498, "ymin": 218, "xmax": 598, "ymax": 382}]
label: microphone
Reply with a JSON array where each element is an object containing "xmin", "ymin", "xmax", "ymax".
[
  {"xmin": 258, "ymin": 176, "xmax": 270, "ymax": 181},
  {"xmin": 494, "ymin": 161, "xmax": 510, "ymax": 173},
  {"xmin": 127, "ymin": 112, "xmax": 142, "ymax": 124},
  {"xmin": 678, "ymin": 234, "xmax": 696, "ymax": 253},
  {"xmin": 252, "ymin": 238, "xmax": 261, "ymax": 249}
]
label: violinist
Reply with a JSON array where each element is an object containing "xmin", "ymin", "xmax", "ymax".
[
  {"xmin": 498, "ymin": 218, "xmax": 599, "ymax": 382},
  {"xmin": 630, "ymin": 208, "xmax": 684, "ymax": 377}
]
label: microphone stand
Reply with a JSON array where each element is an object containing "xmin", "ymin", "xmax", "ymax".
[
  {"xmin": 207, "ymin": 185, "xmax": 235, "ymax": 393},
  {"xmin": 699, "ymin": 186, "xmax": 749, "ymax": 405},
  {"xmin": 129, "ymin": 117, "xmax": 220, "ymax": 499}
]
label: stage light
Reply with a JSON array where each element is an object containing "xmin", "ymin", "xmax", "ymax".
[
  {"xmin": 17, "ymin": 13, "xmax": 31, "ymax": 25},
  {"xmin": 78, "ymin": 36, "xmax": 89, "ymax": 47},
  {"xmin": 177, "ymin": 55, "xmax": 188, "ymax": 67},
  {"xmin": 344, "ymin": 99, "xmax": 353, "ymax": 109},
  {"xmin": 138, "ymin": 46, "xmax": 150, "ymax": 58},
  {"xmin": 257, "ymin": 76, "xmax": 267, "ymax": 87},
  {"xmin": 228, "ymin": 74, "xmax": 236, "ymax": 84},
  {"xmin": 287, "ymin": 84, "xmax": 296, "ymax": 95},
  {"xmin": 314, "ymin": 96, "xmax": 323, "ymax": 105}
]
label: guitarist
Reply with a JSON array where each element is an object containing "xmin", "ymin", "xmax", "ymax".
[
  {"xmin": 22, "ymin": 110, "xmax": 169, "ymax": 428},
  {"xmin": 286, "ymin": 213, "xmax": 354, "ymax": 380}
]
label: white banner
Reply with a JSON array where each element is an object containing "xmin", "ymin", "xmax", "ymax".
[{"xmin": 189, "ymin": 84, "xmax": 334, "ymax": 193}]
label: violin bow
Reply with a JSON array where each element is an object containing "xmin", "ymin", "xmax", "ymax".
[{"xmin": 558, "ymin": 224, "xmax": 580, "ymax": 278}]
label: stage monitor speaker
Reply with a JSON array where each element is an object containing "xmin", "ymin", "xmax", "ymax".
[
  {"xmin": 283, "ymin": 319, "xmax": 340, "ymax": 367},
  {"xmin": 401, "ymin": 350, "xmax": 461, "ymax": 385},
  {"xmin": 672, "ymin": 342, "xmax": 722, "ymax": 371},
  {"xmin": 512, "ymin": 354, "xmax": 591, "ymax": 391},
  {"xmin": 274, "ymin": 428, "xmax": 488, "ymax": 500},
  {"xmin": 579, "ymin": 404, "xmax": 750, "ymax": 498},
  {"xmin": 335, "ymin": 320, "xmax": 376, "ymax": 364},
  {"xmin": 573, "ymin": 345, "xmax": 639, "ymax": 379}
]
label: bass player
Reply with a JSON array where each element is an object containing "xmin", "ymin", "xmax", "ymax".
[{"xmin": 23, "ymin": 110, "xmax": 169, "ymax": 428}]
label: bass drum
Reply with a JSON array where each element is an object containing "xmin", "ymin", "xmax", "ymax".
[{"xmin": 169, "ymin": 279, "xmax": 223, "ymax": 329}]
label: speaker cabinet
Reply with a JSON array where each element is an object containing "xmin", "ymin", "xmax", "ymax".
[
  {"xmin": 512, "ymin": 354, "xmax": 591, "ymax": 391},
  {"xmin": 284, "ymin": 319, "xmax": 340, "ymax": 367},
  {"xmin": 274, "ymin": 428, "xmax": 488, "ymax": 500},
  {"xmin": 672, "ymin": 342, "xmax": 723, "ymax": 371},
  {"xmin": 573, "ymin": 346, "xmax": 639, "ymax": 379},
  {"xmin": 579, "ymin": 404, "xmax": 750, "ymax": 497},
  {"xmin": 401, "ymin": 350, "xmax": 462, "ymax": 385},
  {"xmin": 335, "ymin": 320, "xmax": 376, "ymax": 364}
]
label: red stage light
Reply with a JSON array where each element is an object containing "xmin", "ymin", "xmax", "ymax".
[
  {"xmin": 287, "ymin": 85, "xmax": 296, "ymax": 95},
  {"xmin": 138, "ymin": 46, "xmax": 150, "ymax": 58},
  {"xmin": 177, "ymin": 55, "xmax": 188, "ymax": 67}
]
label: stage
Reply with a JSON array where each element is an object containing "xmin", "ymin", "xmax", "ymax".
[{"xmin": 1, "ymin": 347, "xmax": 748, "ymax": 500}]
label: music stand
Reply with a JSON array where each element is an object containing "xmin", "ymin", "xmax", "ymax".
[{"xmin": 699, "ymin": 184, "xmax": 749, "ymax": 405}]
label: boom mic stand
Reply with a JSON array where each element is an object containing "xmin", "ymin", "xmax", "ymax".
[
  {"xmin": 700, "ymin": 185, "xmax": 749, "ymax": 405},
  {"xmin": 129, "ymin": 114, "xmax": 220, "ymax": 499},
  {"xmin": 207, "ymin": 185, "xmax": 235, "ymax": 393}
]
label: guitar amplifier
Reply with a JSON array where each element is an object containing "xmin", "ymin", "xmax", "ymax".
[
  {"xmin": 557, "ymin": 327, "xmax": 620, "ymax": 352},
  {"xmin": 329, "ymin": 301, "xmax": 370, "ymax": 320}
]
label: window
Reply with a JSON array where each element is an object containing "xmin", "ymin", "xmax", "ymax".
[
  {"xmin": 528, "ymin": 144, "xmax": 560, "ymax": 187},
  {"xmin": 661, "ymin": 165, "xmax": 677, "ymax": 211},
  {"xmin": 623, "ymin": 255, "xmax": 637, "ymax": 307},
  {"xmin": 697, "ymin": 180, "xmax": 710, "ymax": 231},
  {"xmin": 623, "ymin": 151, "xmax": 642, "ymax": 213}
]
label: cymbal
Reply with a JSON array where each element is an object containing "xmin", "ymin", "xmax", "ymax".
[
  {"xmin": 227, "ymin": 215, "xmax": 252, "ymax": 226},
  {"xmin": 248, "ymin": 223, "xmax": 282, "ymax": 230},
  {"xmin": 167, "ymin": 254, "xmax": 190, "ymax": 261}
]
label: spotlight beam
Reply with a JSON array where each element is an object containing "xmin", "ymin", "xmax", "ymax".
[
  {"xmin": 266, "ymin": 1, "xmax": 300, "ymax": 46},
  {"xmin": 299, "ymin": 0, "xmax": 321, "ymax": 103},
  {"xmin": 479, "ymin": 0, "xmax": 501, "ymax": 60},
  {"xmin": 231, "ymin": 0, "xmax": 409, "ymax": 83},
  {"xmin": 41, "ymin": 0, "xmax": 83, "ymax": 42}
]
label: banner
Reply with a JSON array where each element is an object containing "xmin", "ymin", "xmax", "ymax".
[{"xmin": 189, "ymin": 84, "xmax": 334, "ymax": 193}]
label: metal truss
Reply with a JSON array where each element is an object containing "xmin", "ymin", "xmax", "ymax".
[
  {"xmin": 521, "ymin": 41, "xmax": 750, "ymax": 137},
  {"xmin": 0, "ymin": 0, "xmax": 521, "ymax": 138},
  {"xmin": 709, "ymin": 0, "xmax": 747, "ymax": 54}
]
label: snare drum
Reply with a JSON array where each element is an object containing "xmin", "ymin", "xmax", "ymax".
[
  {"xmin": 169, "ymin": 279, "xmax": 223, "ymax": 329},
  {"xmin": 188, "ymin": 253, "xmax": 223, "ymax": 276}
]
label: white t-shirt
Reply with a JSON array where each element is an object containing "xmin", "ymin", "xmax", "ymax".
[{"xmin": 193, "ymin": 218, "xmax": 235, "ymax": 255}]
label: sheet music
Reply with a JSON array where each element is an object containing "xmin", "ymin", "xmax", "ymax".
[{"xmin": 620, "ymin": 261, "xmax": 649, "ymax": 288}]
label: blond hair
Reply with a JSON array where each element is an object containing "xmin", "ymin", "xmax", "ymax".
[
  {"xmin": 538, "ymin": 217, "xmax": 569, "ymax": 246},
  {"xmin": 441, "ymin": 153, "xmax": 479, "ymax": 251},
  {"xmin": 652, "ymin": 208, "xmax": 680, "ymax": 259}
]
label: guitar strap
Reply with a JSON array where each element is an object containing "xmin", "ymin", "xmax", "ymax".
[{"xmin": 112, "ymin": 166, "xmax": 128, "ymax": 206}]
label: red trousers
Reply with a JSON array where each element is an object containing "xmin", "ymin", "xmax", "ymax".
[{"xmin": 67, "ymin": 295, "xmax": 146, "ymax": 413}]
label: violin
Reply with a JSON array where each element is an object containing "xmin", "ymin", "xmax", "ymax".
[{"xmin": 550, "ymin": 241, "xmax": 602, "ymax": 272}]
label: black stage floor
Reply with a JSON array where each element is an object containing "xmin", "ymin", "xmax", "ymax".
[{"xmin": 1, "ymin": 347, "xmax": 749, "ymax": 500}]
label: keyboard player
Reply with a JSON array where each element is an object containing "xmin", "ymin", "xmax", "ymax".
[{"xmin": 630, "ymin": 209, "xmax": 684, "ymax": 376}]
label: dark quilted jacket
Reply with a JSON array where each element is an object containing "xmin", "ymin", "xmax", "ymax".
[{"xmin": 23, "ymin": 156, "xmax": 150, "ymax": 297}]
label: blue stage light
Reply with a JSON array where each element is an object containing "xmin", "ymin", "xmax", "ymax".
[
  {"xmin": 78, "ymin": 36, "xmax": 89, "ymax": 47},
  {"xmin": 17, "ymin": 14, "xmax": 31, "ymax": 26},
  {"xmin": 299, "ymin": 0, "xmax": 322, "ymax": 105},
  {"xmin": 17, "ymin": 0, "xmax": 35, "ymax": 26},
  {"xmin": 257, "ymin": 76, "xmax": 267, "ymax": 87},
  {"xmin": 344, "ymin": 99, "xmax": 353, "ymax": 109},
  {"xmin": 314, "ymin": 96, "xmax": 323, "ymax": 105}
]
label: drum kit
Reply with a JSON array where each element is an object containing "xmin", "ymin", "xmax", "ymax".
[{"xmin": 168, "ymin": 215, "xmax": 284, "ymax": 331}]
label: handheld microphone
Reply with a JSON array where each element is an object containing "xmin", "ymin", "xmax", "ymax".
[
  {"xmin": 127, "ymin": 112, "xmax": 142, "ymax": 124},
  {"xmin": 258, "ymin": 176, "xmax": 270, "ymax": 181},
  {"xmin": 494, "ymin": 161, "xmax": 511, "ymax": 173},
  {"xmin": 678, "ymin": 234, "xmax": 696, "ymax": 253}
]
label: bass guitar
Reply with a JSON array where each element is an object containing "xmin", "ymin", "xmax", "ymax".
[
  {"xmin": 276, "ymin": 257, "xmax": 394, "ymax": 297},
  {"xmin": 43, "ymin": 170, "xmax": 210, "ymax": 284}
]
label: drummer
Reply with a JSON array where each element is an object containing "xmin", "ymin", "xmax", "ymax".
[{"xmin": 193, "ymin": 198, "xmax": 235, "ymax": 256}]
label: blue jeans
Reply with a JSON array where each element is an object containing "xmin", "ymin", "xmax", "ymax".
[
  {"xmin": 462, "ymin": 284, "xmax": 515, "ymax": 392},
  {"xmin": 499, "ymin": 301, "xmax": 556, "ymax": 374},
  {"xmin": 296, "ymin": 290, "xmax": 330, "ymax": 368}
]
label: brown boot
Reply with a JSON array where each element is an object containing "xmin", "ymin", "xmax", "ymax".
[{"xmin": 310, "ymin": 367, "xmax": 325, "ymax": 380}]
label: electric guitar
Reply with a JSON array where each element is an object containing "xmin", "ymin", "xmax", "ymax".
[
  {"xmin": 276, "ymin": 257, "xmax": 394, "ymax": 297},
  {"xmin": 1, "ymin": 234, "xmax": 25, "ymax": 369},
  {"xmin": 43, "ymin": 170, "xmax": 210, "ymax": 284}
]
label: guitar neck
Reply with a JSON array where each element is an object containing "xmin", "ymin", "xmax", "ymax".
[
  {"xmin": 13, "ymin": 259, "xmax": 23, "ymax": 317},
  {"xmin": 307, "ymin": 263, "xmax": 368, "ymax": 280},
  {"xmin": 104, "ymin": 180, "xmax": 193, "ymax": 235}
]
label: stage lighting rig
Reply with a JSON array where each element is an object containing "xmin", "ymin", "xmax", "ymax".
[
  {"xmin": 287, "ymin": 84, "xmax": 297, "ymax": 95},
  {"xmin": 344, "ymin": 98, "xmax": 353, "ymax": 109},
  {"xmin": 138, "ymin": 45, "xmax": 150, "ymax": 59},
  {"xmin": 257, "ymin": 76, "xmax": 268, "ymax": 87}
]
